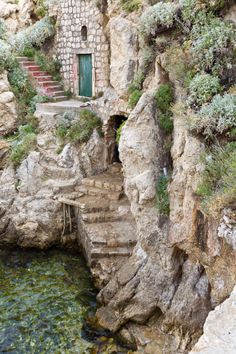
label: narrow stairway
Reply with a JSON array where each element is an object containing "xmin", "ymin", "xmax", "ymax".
[
  {"xmin": 17, "ymin": 57, "xmax": 67, "ymax": 101},
  {"xmin": 58, "ymin": 163, "xmax": 137, "ymax": 287}
]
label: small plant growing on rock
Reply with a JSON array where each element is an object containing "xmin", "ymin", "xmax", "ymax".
[
  {"xmin": 140, "ymin": 2, "xmax": 178, "ymax": 39},
  {"xmin": 10, "ymin": 124, "xmax": 37, "ymax": 166},
  {"xmin": 128, "ymin": 89, "xmax": 142, "ymax": 109},
  {"xmin": 121, "ymin": 0, "xmax": 141, "ymax": 13},
  {"xmin": 197, "ymin": 142, "xmax": 236, "ymax": 216},
  {"xmin": 156, "ymin": 174, "xmax": 170, "ymax": 216},
  {"xmin": 116, "ymin": 120, "xmax": 126, "ymax": 144},
  {"xmin": 56, "ymin": 110, "xmax": 102, "ymax": 145},
  {"xmin": 188, "ymin": 73, "xmax": 221, "ymax": 106},
  {"xmin": 155, "ymin": 83, "xmax": 174, "ymax": 133}
]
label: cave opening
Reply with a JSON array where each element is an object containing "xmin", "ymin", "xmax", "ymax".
[{"xmin": 105, "ymin": 115, "xmax": 127, "ymax": 165}]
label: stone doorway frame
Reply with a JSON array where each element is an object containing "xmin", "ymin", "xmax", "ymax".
[{"xmin": 72, "ymin": 48, "xmax": 95, "ymax": 97}]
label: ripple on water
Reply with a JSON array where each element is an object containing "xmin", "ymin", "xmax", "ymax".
[{"xmin": 0, "ymin": 248, "xmax": 130, "ymax": 354}]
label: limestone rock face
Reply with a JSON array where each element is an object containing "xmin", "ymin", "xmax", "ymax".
[
  {"xmin": 18, "ymin": 0, "xmax": 34, "ymax": 24},
  {"xmin": 96, "ymin": 93, "xmax": 211, "ymax": 350},
  {"xmin": 0, "ymin": 72, "xmax": 17, "ymax": 136},
  {"xmin": 109, "ymin": 16, "xmax": 138, "ymax": 97},
  {"xmin": 0, "ymin": 108, "xmax": 107, "ymax": 249},
  {"xmin": 189, "ymin": 285, "xmax": 236, "ymax": 354}
]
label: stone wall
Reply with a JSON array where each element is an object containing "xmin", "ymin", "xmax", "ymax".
[{"xmin": 57, "ymin": 0, "xmax": 110, "ymax": 96}]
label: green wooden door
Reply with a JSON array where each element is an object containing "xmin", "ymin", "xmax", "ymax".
[{"xmin": 78, "ymin": 54, "xmax": 92, "ymax": 97}]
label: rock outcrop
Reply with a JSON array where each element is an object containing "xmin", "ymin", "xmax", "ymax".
[
  {"xmin": 190, "ymin": 285, "xmax": 236, "ymax": 354},
  {"xmin": 0, "ymin": 71, "xmax": 17, "ymax": 136},
  {"xmin": 0, "ymin": 104, "xmax": 106, "ymax": 249}
]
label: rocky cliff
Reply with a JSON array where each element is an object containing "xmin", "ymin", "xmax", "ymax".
[{"xmin": 0, "ymin": 0, "xmax": 236, "ymax": 353}]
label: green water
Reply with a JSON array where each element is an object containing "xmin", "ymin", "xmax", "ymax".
[{"xmin": 0, "ymin": 249, "xmax": 128, "ymax": 354}]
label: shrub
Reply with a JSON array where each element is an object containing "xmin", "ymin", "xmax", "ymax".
[
  {"xmin": 180, "ymin": 0, "xmax": 226, "ymax": 24},
  {"xmin": 11, "ymin": 16, "xmax": 55, "ymax": 53},
  {"xmin": 155, "ymin": 83, "xmax": 175, "ymax": 134},
  {"xmin": 190, "ymin": 13, "xmax": 235, "ymax": 73},
  {"xmin": 140, "ymin": 2, "xmax": 178, "ymax": 39},
  {"xmin": 121, "ymin": 0, "xmax": 141, "ymax": 12},
  {"xmin": 159, "ymin": 113, "xmax": 173, "ymax": 133},
  {"xmin": 0, "ymin": 20, "xmax": 6, "ymax": 40},
  {"xmin": 128, "ymin": 89, "xmax": 142, "ymax": 109},
  {"xmin": 35, "ymin": 51, "xmax": 61, "ymax": 81},
  {"xmin": 57, "ymin": 109, "xmax": 102, "ymax": 144},
  {"xmin": 10, "ymin": 125, "xmax": 37, "ymax": 166},
  {"xmin": 197, "ymin": 142, "xmax": 236, "ymax": 216},
  {"xmin": 155, "ymin": 83, "xmax": 174, "ymax": 112},
  {"xmin": 116, "ymin": 120, "xmax": 126, "ymax": 144},
  {"xmin": 156, "ymin": 174, "xmax": 170, "ymax": 215},
  {"xmin": 188, "ymin": 73, "xmax": 221, "ymax": 106},
  {"xmin": 0, "ymin": 40, "xmax": 11, "ymax": 71},
  {"xmin": 190, "ymin": 94, "xmax": 236, "ymax": 137}
]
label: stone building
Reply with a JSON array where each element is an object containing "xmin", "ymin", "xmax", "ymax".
[{"xmin": 57, "ymin": 0, "xmax": 110, "ymax": 97}]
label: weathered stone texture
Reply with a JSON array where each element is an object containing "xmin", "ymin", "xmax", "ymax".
[
  {"xmin": 0, "ymin": 71, "xmax": 17, "ymax": 136},
  {"xmin": 190, "ymin": 285, "xmax": 236, "ymax": 354},
  {"xmin": 109, "ymin": 16, "xmax": 138, "ymax": 97}
]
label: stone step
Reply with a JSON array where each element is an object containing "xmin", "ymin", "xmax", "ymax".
[
  {"xmin": 52, "ymin": 91, "xmax": 66, "ymax": 97},
  {"xmin": 21, "ymin": 61, "xmax": 36, "ymax": 66},
  {"xmin": 73, "ymin": 195, "xmax": 111, "ymax": 213},
  {"xmin": 85, "ymin": 220, "xmax": 137, "ymax": 246},
  {"xmin": 40, "ymin": 163, "xmax": 73, "ymax": 179},
  {"xmin": 44, "ymin": 85, "xmax": 63, "ymax": 92},
  {"xmin": 76, "ymin": 185, "xmax": 123, "ymax": 201},
  {"xmin": 82, "ymin": 176, "xmax": 123, "ymax": 192},
  {"xmin": 43, "ymin": 178, "xmax": 78, "ymax": 194},
  {"xmin": 82, "ymin": 211, "xmax": 122, "ymax": 224},
  {"xmin": 31, "ymin": 71, "xmax": 50, "ymax": 77},
  {"xmin": 36, "ymin": 76, "xmax": 54, "ymax": 82},
  {"xmin": 90, "ymin": 246, "xmax": 133, "ymax": 259},
  {"xmin": 54, "ymin": 96, "xmax": 68, "ymax": 101},
  {"xmin": 40, "ymin": 81, "xmax": 61, "ymax": 87},
  {"xmin": 27, "ymin": 65, "xmax": 42, "ymax": 71}
]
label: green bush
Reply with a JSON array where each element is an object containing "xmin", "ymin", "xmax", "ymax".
[
  {"xmin": 188, "ymin": 73, "xmax": 221, "ymax": 106},
  {"xmin": 0, "ymin": 20, "xmax": 6, "ymax": 40},
  {"xmin": 197, "ymin": 142, "xmax": 236, "ymax": 215},
  {"xmin": 159, "ymin": 113, "xmax": 174, "ymax": 133},
  {"xmin": 156, "ymin": 174, "xmax": 170, "ymax": 215},
  {"xmin": 140, "ymin": 2, "xmax": 178, "ymax": 39},
  {"xmin": 155, "ymin": 83, "xmax": 174, "ymax": 112},
  {"xmin": 180, "ymin": 0, "xmax": 226, "ymax": 24},
  {"xmin": 155, "ymin": 84, "xmax": 174, "ymax": 133},
  {"xmin": 128, "ymin": 89, "xmax": 142, "ymax": 109},
  {"xmin": 190, "ymin": 94, "xmax": 236, "ymax": 137},
  {"xmin": 57, "ymin": 109, "xmax": 102, "ymax": 145},
  {"xmin": 121, "ymin": 0, "xmax": 141, "ymax": 12},
  {"xmin": 35, "ymin": 51, "xmax": 61, "ymax": 81},
  {"xmin": 190, "ymin": 12, "xmax": 235, "ymax": 73},
  {"xmin": 11, "ymin": 16, "xmax": 55, "ymax": 53},
  {"xmin": 10, "ymin": 125, "xmax": 37, "ymax": 166}
]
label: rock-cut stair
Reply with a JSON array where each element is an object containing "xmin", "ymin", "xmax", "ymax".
[
  {"xmin": 17, "ymin": 56, "xmax": 67, "ymax": 101},
  {"xmin": 58, "ymin": 164, "xmax": 137, "ymax": 287}
]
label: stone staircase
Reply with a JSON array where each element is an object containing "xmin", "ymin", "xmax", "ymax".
[
  {"xmin": 17, "ymin": 56, "xmax": 67, "ymax": 101},
  {"xmin": 58, "ymin": 163, "xmax": 137, "ymax": 287}
]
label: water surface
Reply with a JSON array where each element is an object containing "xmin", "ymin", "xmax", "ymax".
[{"xmin": 0, "ymin": 249, "xmax": 129, "ymax": 353}]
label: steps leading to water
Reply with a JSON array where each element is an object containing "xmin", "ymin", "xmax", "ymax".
[
  {"xmin": 17, "ymin": 56, "xmax": 67, "ymax": 101},
  {"xmin": 58, "ymin": 163, "xmax": 137, "ymax": 286}
]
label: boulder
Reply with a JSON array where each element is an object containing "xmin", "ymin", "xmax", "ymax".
[
  {"xmin": 189, "ymin": 285, "xmax": 236, "ymax": 354},
  {"xmin": 0, "ymin": 72, "xmax": 17, "ymax": 136},
  {"xmin": 109, "ymin": 16, "xmax": 138, "ymax": 97}
]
